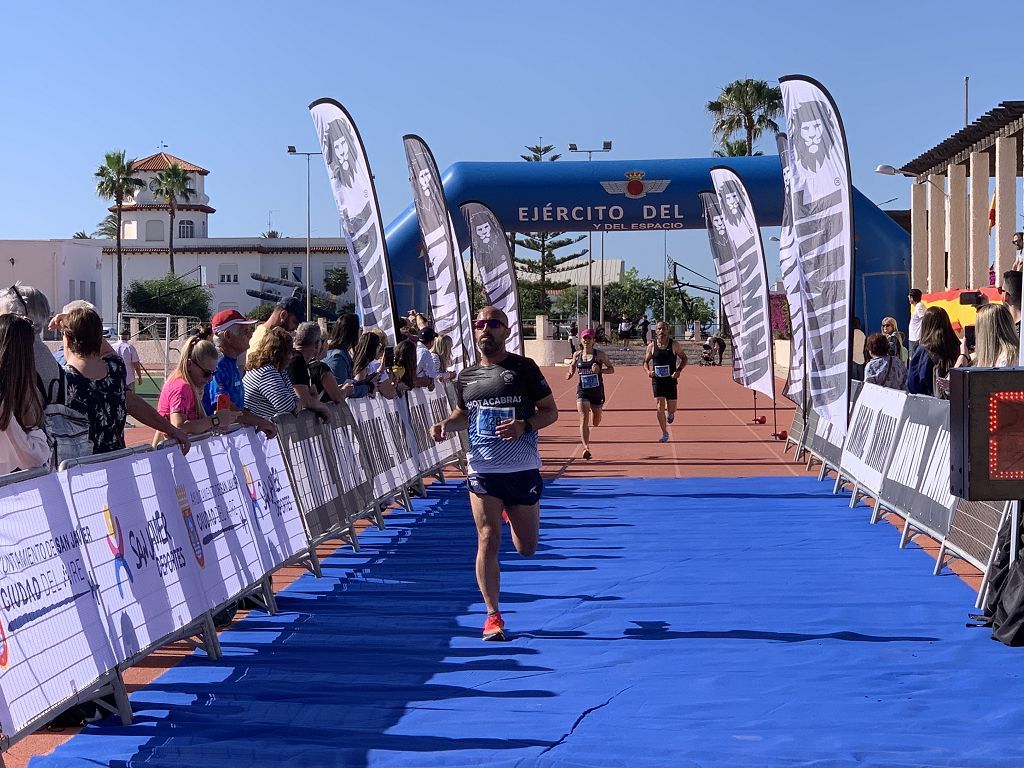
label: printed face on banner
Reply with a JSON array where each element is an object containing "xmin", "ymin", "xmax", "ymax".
[
  {"xmin": 791, "ymin": 100, "xmax": 837, "ymax": 173},
  {"xmin": 417, "ymin": 168, "xmax": 432, "ymax": 196},
  {"xmin": 476, "ymin": 221, "xmax": 492, "ymax": 243},
  {"xmin": 323, "ymin": 119, "xmax": 359, "ymax": 190},
  {"xmin": 718, "ymin": 181, "xmax": 747, "ymax": 227}
]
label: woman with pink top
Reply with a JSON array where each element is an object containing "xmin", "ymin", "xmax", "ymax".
[{"xmin": 153, "ymin": 335, "xmax": 237, "ymax": 446}]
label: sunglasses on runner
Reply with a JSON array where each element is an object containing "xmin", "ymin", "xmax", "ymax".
[{"xmin": 473, "ymin": 318, "xmax": 506, "ymax": 330}]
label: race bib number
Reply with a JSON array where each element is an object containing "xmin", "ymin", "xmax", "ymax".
[
  {"xmin": 477, "ymin": 407, "xmax": 515, "ymax": 438},
  {"xmin": 580, "ymin": 372, "xmax": 600, "ymax": 389},
  {"xmin": 654, "ymin": 365, "xmax": 671, "ymax": 378}
]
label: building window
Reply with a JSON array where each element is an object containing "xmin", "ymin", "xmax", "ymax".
[
  {"xmin": 90, "ymin": 282, "xmax": 97, "ymax": 304},
  {"xmin": 123, "ymin": 220, "xmax": 137, "ymax": 240},
  {"xmin": 280, "ymin": 266, "xmax": 289, "ymax": 281},
  {"xmin": 291, "ymin": 265, "xmax": 302, "ymax": 282},
  {"xmin": 145, "ymin": 219, "xmax": 164, "ymax": 241},
  {"xmin": 178, "ymin": 219, "xmax": 194, "ymax": 239},
  {"xmin": 219, "ymin": 264, "xmax": 239, "ymax": 284},
  {"xmin": 68, "ymin": 280, "xmax": 75, "ymax": 300}
]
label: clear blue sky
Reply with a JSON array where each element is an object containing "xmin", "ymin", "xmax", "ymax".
[{"xmin": 3, "ymin": 0, "xmax": 1021, "ymax": 289}]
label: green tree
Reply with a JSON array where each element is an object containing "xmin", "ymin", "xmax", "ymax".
[
  {"xmin": 712, "ymin": 138, "xmax": 763, "ymax": 157},
  {"xmin": 706, "ymin": 79, "xmax": 783, "ymax": 156},
  {"xmin": 247, "ymin": 303, "xmax": 275, "ymax": 322},
  {"xmin": 94, "ymin": 213, "xmax": 119, "ymax": 239},
  {"xmin": 515, "ymin": 143, "xmax": 587, "ymax": 314},
  {"xmin": 72, "ymin": 231, "xmax": 91, "ymax": 239},
  {"xmin": 150, "ymin": 163, "xmax": 195, "ymax": 275},
  {"xmin": 324, "ymin": 266, "xmax": 350, "ymax": 297},
  {"xmin": 124, "ymin": 273, "xmax": 212, "ymax": 319},
  {"xmin": 95, "ymin": 150, "xmax": 144, "ymax": 318},
  {"xmin": 260, "ymin": 230, "xmax": 282, "ymax": 238}
]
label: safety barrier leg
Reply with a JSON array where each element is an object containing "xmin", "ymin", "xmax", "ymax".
[
  {"xmin": 373, "ymin": 501, "xmax": 388, "ymax": 530},
  {"xmin": 196, "ymin": 611, "xmax": 223, "ymax": 660},
  {"xmin": 433, "ymin": 469, "xmax": 446, "ymax": 484},
  {"xmin": 899, "ymin": 520, "xmax": 914, "ymax": 549},
  {"xmin": 933, "ymin": 542, "xmax": 947, "ymax": 576},
  {"xmin": 346, "ymin": 521, "xmax": 362, "ymax": 553},
  {"xmin": 847, "ymin": 484, "xmax": 862, "ymax": 508},
  {"xmin": 832, "ymin": 472, "xmax": 846, "ymax": 495},
  {"xmin": 111, "ymin": 668, "xmax": 133, "ymax": 725},
  {"xmin": 260, "ymin": 576, "xmax": 278, "ymax": 615},
  {"xmin": 305, "ymin": 543, "xmax": 323, "ymax": 578},
  {"xmin": 399, "ymin": 489, "xmax": 414, "ymax": 514}
]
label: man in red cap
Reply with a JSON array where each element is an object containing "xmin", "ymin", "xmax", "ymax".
[{"xmin": 203, "ymin": 309, "xmax": 277, "ymax": 437}]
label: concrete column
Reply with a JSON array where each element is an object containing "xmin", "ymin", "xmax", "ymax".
[
  {"xmin": 927, "ymin": 174, "xmax": 946, "ymax": 293},
  {"xmin": 969, "ymin": 151, "xmax": 990, "ymax": 289},
  {"xmin": 910, "ymin": 182, "xmax": 927, "ymax": 290},
  {"xmin": 995, "ymin": 136, "xmax": 1018, "ymax": 281},
  {"xmin": 946, "ymin": 163, "xmax": 968, "ymax": 290}
]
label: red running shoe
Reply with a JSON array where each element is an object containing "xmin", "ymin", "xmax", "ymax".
[{"xmin": 483, "ymin": 612, "xmax": 506, "ymax": 641}]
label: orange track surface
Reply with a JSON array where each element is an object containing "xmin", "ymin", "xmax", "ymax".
[{"xmin": 8, "ymin": 362, "xmax": 979, "ymax": 767}]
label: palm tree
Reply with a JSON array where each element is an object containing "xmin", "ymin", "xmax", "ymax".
[
  {"xmin": 93, "ymin": 213, "xmax": 119, "ymax": 239},
  {"xmin": 150, "ymin": 163, "xmax": 195, "ymax": 274},
  {"xmin": 712, "ymin": 139, "xmax": 764, "ymax": 157},
  {"xmin": 95, "ymin": 150, "xmax": 144, "ymax": 318},
  {"xmin": 706, "ymin": 79, "xmax": 783, "ymax": 156},
  {"xmin": 72, "ymin": 231, "xmax": 91, "ymax": 239},
  {"xmin": 260, "ymin": 230, "xmax": 282, "ymax": 238}
]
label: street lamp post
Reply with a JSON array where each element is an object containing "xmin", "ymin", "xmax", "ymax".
[
  {"xmin": 569, "ymin": 141, "xmax": 612, "ymax": 330},
  {"xmin": 287, "ymin": 145, "xmax": 322, "ymax": 320}
]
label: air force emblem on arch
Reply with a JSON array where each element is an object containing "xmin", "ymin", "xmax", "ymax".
[{"xmin": 601, "ymin": 171, "xmax": 670, "ymax": 199}]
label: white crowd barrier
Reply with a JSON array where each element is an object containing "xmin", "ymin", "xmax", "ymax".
[
  {"xmin": 792, "ymin": 382, "xmax": 1010, "ymax": 610},
  {"xmin": 0, "ymin": 384, "xmax": 466, "ymax": 756}
]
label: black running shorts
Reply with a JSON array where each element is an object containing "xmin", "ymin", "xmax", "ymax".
[
  {"xmin": 652, "ymin": 377, "xmax": 678, "ymax": 401},
  {"xmin": 576, "ymin": 387, "xmax": 605, "ymax": 407},
  {"xmin": 468, "ymin": 469, "xmax": 544, "ymax": 507}
]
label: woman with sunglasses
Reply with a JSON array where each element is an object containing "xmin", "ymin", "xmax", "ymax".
[{"xmin": 154, "ymin": 336, "xmax": 237, "ymax": 445}]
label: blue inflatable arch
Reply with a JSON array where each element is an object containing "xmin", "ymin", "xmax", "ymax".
[{"xmin": 384, "ymin": 156, "xmax": 909, "ymax": 331}]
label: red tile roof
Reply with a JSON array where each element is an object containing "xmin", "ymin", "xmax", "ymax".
[{"xmin": 131, "ymin": 152, "xmax": 209, "ymax": 175}]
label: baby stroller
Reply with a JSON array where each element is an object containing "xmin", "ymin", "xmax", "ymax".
[{"xmin": 699, "ymin": 342, "xmax": 715, "ymax": 366}]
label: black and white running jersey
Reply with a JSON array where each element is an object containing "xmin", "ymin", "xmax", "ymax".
[{"xmin": 455, "ymin": 353, "xmax": 551, "ymax": 473}]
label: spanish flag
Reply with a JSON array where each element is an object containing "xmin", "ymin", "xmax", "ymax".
[{"xmin": 989, "ymin": 192, "xmax": 997, "ymax": 233}]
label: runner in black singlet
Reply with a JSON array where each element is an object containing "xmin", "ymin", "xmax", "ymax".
[
  {"xmin": 431, "ymin": 306, "xmax": 558, "ymax": 641},
  {"xmin": 566, "ymin": 328, "xmax": 614, "ymax": 460},
  {"xmin": 643, "ymin": 321, "xmax": 688, "ymax": 443}
]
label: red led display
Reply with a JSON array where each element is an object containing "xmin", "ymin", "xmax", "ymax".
[{"xmin": 988, "ymin": 391, "xmax": 1024, "ymax": 480}]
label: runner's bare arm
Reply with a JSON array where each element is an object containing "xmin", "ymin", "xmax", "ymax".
[
  {"xmin": 599, "ymin": 351, "xmax": 615, "ymax": 374},
  {"xmin": 643, "ymin": 343, "xmax": 655, "ymax": 378},
  {"xmin": 432, "ymin": 405, "xmax": 469, "ymax": 441},
  {"xmin": 566, "ymin": 353, "xmax": 578, "ymax": 379},
  {"xmin": 673, "ymin": 341, "xmax": 688, "ymax": 376}
]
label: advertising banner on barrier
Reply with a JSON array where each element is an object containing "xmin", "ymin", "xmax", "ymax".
[
  {"xmin": 461, "ymin": 201, "xmax": 523, "ymax": 356},
  {"xmin": 699, "ymin": 190, "xmax": 744, "ymax": 385},
  {"xmin": 0, "ymin": 474, "xmax": 115, "ymax": 738},
  {"xmin": 776, "ymin": 133, "xmax": 807, "ymax": 406},
  {"xmin": 324, "ymin": 403, "xmax": 375, "ymax": 523},
  {"xmin": 709, "ymin": 167, "xmax": 775, "ymax": 400},
  {"xmin": 68, "ymin": 450, "xmax": 210, "ymax": 666},
  {"xmin": 839, "ymin": 383, "xmax": 906, "ymax": 496},
  {"xmin": 405, "ymin": 385, "xmax": 464, "ymax": 474},
  {"xmin": 273, "ymin": 411, "xmax": 345, "ymax": 538},
  {"xmin": 310, "ymin": 99, "xmax": 398, "ymax": 344},
  {"xmin": 878, "ymin": 395, "xmax": 957, "ymax": 537},
  {"xmin": 403, "ymin": 135, "xmax": 476, "ymax": 371},
  {"xmin": 780, "ymin": 75, "xmax": 854, "ymax": 438},
  {"xmin": 346, "ymin": 396, "xmax": 421, "ymax": 502},
  {"xmin": 227, "ymin": 430, "xmax": 306, "ymax": 574}
]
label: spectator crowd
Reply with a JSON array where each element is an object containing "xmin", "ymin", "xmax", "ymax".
[{"xmin": 0, "ymin": 288, "xmax": 456, "ymax": 478}]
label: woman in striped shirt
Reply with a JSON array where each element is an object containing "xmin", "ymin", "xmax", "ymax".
[{"xmin": 242, "ymin": 327, "xmax": 298, "ymax": 421}]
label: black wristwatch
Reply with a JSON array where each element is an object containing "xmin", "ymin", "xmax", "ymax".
[
  {"xmin": 210, "ymin": 414, "xmax": 220, "ymax": 429},
  {"xmin": 522, "ymin": 418, "xmax": 534, "ymax": 434}
]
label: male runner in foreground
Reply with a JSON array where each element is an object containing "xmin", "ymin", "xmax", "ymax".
[
  {"xmin": 431, "ymin": 306, "xmax": 558, "ymax": 640},
  {"xmin": 643, "ymin": 321, "xmax": 687, "ymax": 443}
]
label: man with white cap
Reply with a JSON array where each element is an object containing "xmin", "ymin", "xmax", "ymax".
[{"xmin": 203, "ymin": 309, "xmax": 277, "ymax": 438}]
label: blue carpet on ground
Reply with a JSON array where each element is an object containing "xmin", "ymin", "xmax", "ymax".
[{"xmin": 31, "ymin": 477, "xmax": 1024, "ymax": 768}]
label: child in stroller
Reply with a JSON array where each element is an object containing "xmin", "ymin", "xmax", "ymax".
[{"xmin": 699, "ymin": 342, "xmax": 714, "ymax": 366}]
